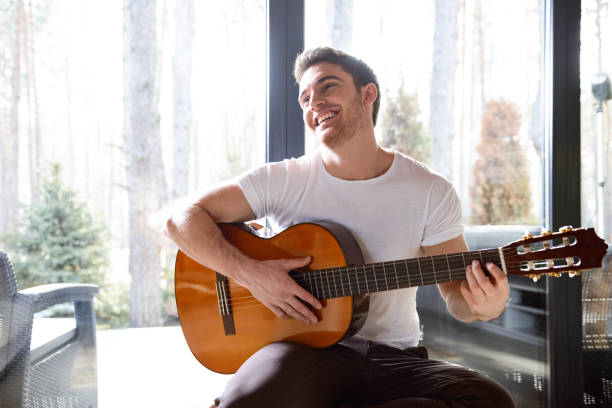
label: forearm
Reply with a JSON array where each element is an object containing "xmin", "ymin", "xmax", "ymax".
[{"xmin": 164, "ymin": 203, "xmax": 254, "ymax": 282}]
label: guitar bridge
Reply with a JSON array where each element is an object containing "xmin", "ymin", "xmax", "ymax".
[{"xmin": 216, "ymin": 273, "xmax": 236, "ymax": 336}]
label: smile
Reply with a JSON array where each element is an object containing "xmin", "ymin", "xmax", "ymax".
[{"xmin": 316, "ymin": 111, "xmax": 338, "ymax": 126}]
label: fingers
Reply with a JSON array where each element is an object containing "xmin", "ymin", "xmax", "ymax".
[
  {"xmin": 461, "ymin": 260, "xmax": 510, "ymax": 321},
  {"xmin": 485, "ymin": 261, "xmax": 507, "ymax": 282},
  {"xmin": 282, "ymin": 257, "xmax": 322, "ymax": 311},
  {"xmin": 251, "ymin": 256, "xmax": 322, "ymax": 324}
]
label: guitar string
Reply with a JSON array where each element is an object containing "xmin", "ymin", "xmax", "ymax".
[
  {"xmin": 221, "ymin": 254, "xmax": 567, "ymax": 295},
  {"xmin": 220, "ymin": 263, "xmax": 540, "ymax": 307},
  {"xmin": 220, "ymin": 254, "xmax": 572, "ymax": 302},
  {"xmin": 206, "ymin": 247, "xmax": 576, "ymax": 309},
  {"xmin": 223, "ymin": 271, "xmax": 489, "ymax": 312},
  {"xmin": 220, "ymin": 245, "xmax": 574, "ymax": 288},
  {"xmin": 216, "ymin": 261, "xmax": 575, "ymax": 311}
]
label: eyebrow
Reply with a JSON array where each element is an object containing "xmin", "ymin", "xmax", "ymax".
[{"xmin": 299, "ymin": 75, "xmax": 344, "ymax": 103}]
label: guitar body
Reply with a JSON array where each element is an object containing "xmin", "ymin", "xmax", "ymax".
[{"xmin": 175, "ymin": 222, "xmax": 368, "ymax": 374}]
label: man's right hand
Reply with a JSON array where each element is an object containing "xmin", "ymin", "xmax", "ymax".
[
  {"xmin": 165, "ymin": 182, "xmax": 322, "ymax": 324},
  {"xmin": 235, "ymin": 256, "xmax": 322, "ymax": 324}
]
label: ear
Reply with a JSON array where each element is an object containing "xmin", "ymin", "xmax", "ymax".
[{"xmin": 361, "ymin": 83, "xmax": 378, "ymax": 106}]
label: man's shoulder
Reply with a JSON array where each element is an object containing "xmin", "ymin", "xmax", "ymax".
[
  {"xmin": 241, "ymin": 152, "xmax": 315, "ymax": 185},
  {"xmin": 392, "ymin": 150, "xmax": 450, "ymax": 185}
]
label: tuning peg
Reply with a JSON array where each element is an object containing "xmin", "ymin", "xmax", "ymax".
[
  {"xmin": 541, "ymin": 230, "xmax": 552, "ymax": 236},
  {"xmin": 528, "ymin": 274, "xmax": 541, "ymax": 282},
  {"xmin": 522, "ymin": 233, "xmax": 534, "ymax": 241},
  {"xmin": 548, "ymin": 272, "xmax": 563, "ymax": 278},
  {"xmin": 568, "ymin": 270, "xmax": 582, "ymax": 278},
  {"xmin": 559, "ymin": 226, "xmax": 574, "ymax": 233}
]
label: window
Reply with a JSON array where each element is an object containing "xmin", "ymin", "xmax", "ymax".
[
  {"xmin": 0, "ymin": 0, "xmax": 265, "ymax": 405},
  {"xmin": 305, "ymin": 1, "xmax": 548, "ymax": 406},
  {"xmin": 580, "ymin": 0, "xmax": 612, "ymax": 405}
]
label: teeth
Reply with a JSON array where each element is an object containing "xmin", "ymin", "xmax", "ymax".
[{"xmin": 317, "ymin": 112, "xmax": 336, "ymax": 125}]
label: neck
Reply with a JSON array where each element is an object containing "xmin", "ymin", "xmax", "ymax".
[
  {"xmin": 320, "ymin": 131, "xmax": 393, "ymax": 180},
  {"xmin": 290, "ymin": 248, "xmax": 503, "ymax": 299}
]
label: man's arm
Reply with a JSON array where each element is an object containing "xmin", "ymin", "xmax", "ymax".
[
  {"xmin": 164, "ymin": 182, "xmax": 321, "ymax": 323},
  {"xmin": 423, "ymin": 235, "xmax": 509, "ymax": 323}
]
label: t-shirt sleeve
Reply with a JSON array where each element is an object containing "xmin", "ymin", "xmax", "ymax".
[
  {"xmin": 236, "ymin": 159, "xmax": 308, "ymax": 223},
  {"xmin": 421, "ymin": 179, "xmax": 464, "ymax": 247},
  {"xmin": 236, "ymin": 163, "xmax": 270, "ymax": 220}
]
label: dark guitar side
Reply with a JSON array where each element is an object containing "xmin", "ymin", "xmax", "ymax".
[{"xmin": 175, "ymin": 222, "xmax": 368, "ymax": 374}]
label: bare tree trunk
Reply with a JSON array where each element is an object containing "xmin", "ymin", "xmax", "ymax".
[
  {"xmin": 172, "ymin": 0, "xmax": 194, "ymax": 199},
  {"xmin": 154, "ymin": 0, "xmax": 169, "ymax": 206},
  {"xmin": 124, "ymin": 0, "xmax": 163, "ymax": 327},
  {"xmin": 24, "ymin": 0, "xmax": 40, "ymax": 204},
  {"xmin": 327, "ymin": 0, "xmax": 353, "ymax": 51},
  {"xmin": 529, "ymin": 0, "xmax": 544, "ymax": 156},
  {"xmin": 430, "ymin": 0, "xmax": 460, "ymax": 180},
  {"xmin": 1, "ymin": 0, "xmax": 23, "ymax": 236}
]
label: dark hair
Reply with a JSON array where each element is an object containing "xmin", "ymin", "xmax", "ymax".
[{"xmin": 293, "ymin": 47, "xmax": 381, "ymax": 127}]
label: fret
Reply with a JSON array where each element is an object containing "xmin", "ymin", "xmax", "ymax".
[
  {"xmin": 416, "ymin": 257, "xmax": 424, "ymax": 286},
  {"xmin": 371, "ymin": 263, "xmax": 378, "ymax": 293},
  {"xmin": 405, "ymin": 259, "xmax": 419, "ymax": 288},
  {"xmin": 330, "ymin": 268, "xmax": 339, "ymax": 298},
  {"xmin": 301, "ymin": 271, "xmax": 311, "ymax": 297},
  {"xmin": 354, "ymin": 265, "xmax": 361, "ymax": 294},
  {"xmin": 445, "ymin": 254, "xmax": 452, "ymax": 282},
  {"xmin": 318, "ymin": 270, "xmax": 325, "ymax": 299},
  {"xmin": 310, "ymin": 271, "xmax": 319, "ymax": 299},
  {"xmin": 383, "ymin": 263, "xmax": 389, "ymax": 291},
  {"xmin": 324, "ymin": 270, "xmax": 332, "ymax": 299},
  {"xmin": 432, "ymin": 255, "xmax": 449, "ymax": 284},
  {"xmin": 423, "ymin": 256, "xmax": 438, "ymax": 284},
  {"xmin": 403, "ymin": 259, "xmax": 411, "ymax": 288},
  {"xmin": 392, "ymin": 261, "xmax": 399, "ymax": 290},
  {"xmin": 362, "ymin": 265, "xmax": 369, "ymax": 293},
  {"xmin": 337, "ymin": 267, "xmax": 346, "ymax": 297},
  {"xmin": 345, "ymin": 267, "xmax": 353, "ymax": 295},
  {"xmin": 450, "ymin": 253, "xmax": 467, "ymax": 281}
]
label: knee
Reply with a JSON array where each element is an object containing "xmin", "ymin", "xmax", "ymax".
[
  {"xmin": 215, "ymin": 342, "xmax": 313, "ymax": 408},
  {"xmin": 461, "ymin": 376, "xmax": 515, "ymax": 408}
]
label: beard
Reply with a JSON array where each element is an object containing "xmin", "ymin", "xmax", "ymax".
[{"xmin": 318, "ymin": 93, "xmax": 366, "ymax": 150}]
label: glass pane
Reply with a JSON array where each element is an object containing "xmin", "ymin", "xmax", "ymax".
[
  {"xmin": 305, "ymin": 0, "xmax": 544, "ymax": 228},
  {"xmin": 0, "ymin": 0, "xmax": 265, "ymax": 406},
  {"xmin": 580, "ymin": 0, "xmax": 612, "ymax": 405},
  {"xmin": 305, "ymin": 1, "xmax": 547, "ymax": 407}
]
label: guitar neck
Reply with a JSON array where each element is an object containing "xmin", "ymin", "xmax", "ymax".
[{"xmin": 290, "ymin": 248, "xmax": 502, "ymax": 300}]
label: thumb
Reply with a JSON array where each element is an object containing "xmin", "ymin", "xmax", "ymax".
[{"xmin": 285, "ymin": 256, "xmax": 312, "ymax": 269}]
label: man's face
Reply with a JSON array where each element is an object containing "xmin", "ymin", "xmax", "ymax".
[{"xmin": 298, "ymin": 62, "xmax": 366, "ymax": 149}]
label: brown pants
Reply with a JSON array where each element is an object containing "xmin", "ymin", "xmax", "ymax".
[{"xmin": 215, "ymin": 340, "xmax": 515, "ymax": 408}]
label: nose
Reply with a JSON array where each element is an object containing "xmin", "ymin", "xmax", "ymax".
[{"xmin": 308, "ymin": 91, "xmax": 326, "ymax": 112}]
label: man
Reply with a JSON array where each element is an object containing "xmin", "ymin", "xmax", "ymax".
[{"xmin": 165, "ymin": 47, "xmax": 515, "ymax": 407}]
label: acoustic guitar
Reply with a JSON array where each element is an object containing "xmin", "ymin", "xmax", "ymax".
[{"xmin": 174, "ymin": 222, "xmax": 607, "ymax": 374}]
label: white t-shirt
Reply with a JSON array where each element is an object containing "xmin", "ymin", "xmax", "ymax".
[{"xmin": 237, "ymin": 149, "xmax": 463, "ymax": 346}]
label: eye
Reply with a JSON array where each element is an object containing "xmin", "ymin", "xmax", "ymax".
[
  {"xmin": 301, "ymin": 96, "xmax": 310, "ymax": 107},
  {"xmin": 323, "ymin": 83, "xmax": 336, "ymax": 91}
]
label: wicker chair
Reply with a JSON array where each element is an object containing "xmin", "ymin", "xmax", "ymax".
[{"xmin": 0, "ymin": 250, "xmax": 99, "ymax": 408}]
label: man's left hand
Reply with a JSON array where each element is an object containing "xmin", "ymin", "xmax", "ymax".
[{"xmin": 459, "ymin": 260, "xmax": 510, "ymax": 321}]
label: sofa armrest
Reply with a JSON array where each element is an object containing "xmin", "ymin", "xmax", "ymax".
[{"xmin": 19, "ymin": 283, "xmax": 99, "ymax": 313}]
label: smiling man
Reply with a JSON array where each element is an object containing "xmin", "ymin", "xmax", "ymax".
[{"xmin": 165, "ymin": 47, "xmax": 515, "ymax": 407}]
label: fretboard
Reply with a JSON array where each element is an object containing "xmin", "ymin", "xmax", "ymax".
[{"xmin": 290, "ymin": 248, "xmax": 501, "ymax": 300}]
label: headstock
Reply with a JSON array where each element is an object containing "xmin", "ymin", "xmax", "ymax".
[{"xmin": 501, "ymin": 226, "xmax": 608, "ymax": 281}]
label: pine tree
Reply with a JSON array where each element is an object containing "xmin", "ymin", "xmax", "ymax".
[
  {"xmin": 3, "ymin": 163, "xmax": 108, "ymax": 288},
  {"xmin": 380, "ymin": 85, "xmax": 431, "ymax": 164},
  {"xmin": 471, "ymin": 100, "xmax": 533, "ymax": 224}
]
